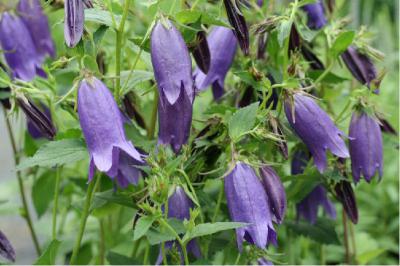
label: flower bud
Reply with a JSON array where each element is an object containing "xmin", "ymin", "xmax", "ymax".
[
  {"xmin": 223, "ymin": 0, "xmax": 249, "ymax": 55},
  {"xmin": 0, "ymin": 230, "xmax": 15, "ymax": 262},
  {"xmin": 192, "ymin": 31, "xmax": 211, "ymax": 74},
  {"xmin": 64, "ymin": 0, "xmax": 84, "ymax": 47},
  {"xmin": 335, "ymin": 180, "xmax": 358, "ymax": 224}
]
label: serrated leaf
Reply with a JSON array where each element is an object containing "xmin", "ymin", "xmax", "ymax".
[
  {"xmin": 228, "ymin": 102, "xmax": 259, "ymax": 140},
  {"xmin": 331, "ymin": 31, "xmax": 355, "ymax": 57},
  {"xmin": 182, "ymin": 222, "xmax": 247, "ymax": 242},
  {"xmin": 133, "ymin": 216, "xmax": 156, "ymax": 241},
  {"xmin": 85, "ymin": 9, "xmax": 121, "ymax": 28},
  {"xmin": 32, "ymin": 172, "xmax": 56, "ymax": 218},
  {"xmin": 17, "ymin": 139, "xmax": 88, "ymax": 170},
  {"xmin": 286, "ymin": 218, "xmax": 340, "ymax": 245},
  {"xmin": 34, "ymin": 240, "xmax": 61, "ymax": 265}
]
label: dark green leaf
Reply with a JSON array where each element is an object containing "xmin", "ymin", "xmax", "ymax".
[
  {"xmin": 32, "ymin": 172, "xmax": 56, "ymax": 218},
  {"xmin": 93, "ymin": 25, "xmax": 109, "ymax": 45},
  {"xmin": 106, "ymin": 251, "xmax": 141, "ymax": 265},
  {"xmin": 308, "ymin": 70, "xmax": 349, "ymax": 83},
  {"xmin": 228, "ymin": 102, "xmax": 259, "ymax": 140},
  {"xmin": 331, "ymin": 31, "xmax": 355, "ymax": 57},
  {"xmin": 133, "ymin": 216, "xmax": 156, "ymax": 241},
  {"xmin": 286, "ymin": 218, "xmax": 340, "ymax": 245},
  {"xmin": 278, "ymin": 20, "xmax": 292, "ymax": 47},
  {"xmin": 182, "ymin": 222, "xmax": 247, "ymax": 242},
  {"xmin": 34, "ymin": 240, "xmax": 61, "ymax": 265},
  {"xmin": 92, "ymin": 190, "xmax": 135, "ymax": 209},
  {"xmin": 84, "ymin": 9, "xmax": 121, "ymax": 28}
]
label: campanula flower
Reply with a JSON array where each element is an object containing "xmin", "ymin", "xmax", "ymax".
[
  {"xmin": 296, "ymin": 185, "xmax": 336, "ymax": 224},
  {"xmin": 0, "ymin": 230, "xmax": 15, "ymax": 262},
  {"xmin": 150, "ymin": 19, "xmax": 194, "ymax": 153},
  {"xmin": 17, "ymin": 0, "xmax": 56, "ymax": 59},
  {"xmin": 225, "ymin": 162, "xmax": 277, "ymax": 251},
  {"xmin": 0, "ymin": 13, "xmax": 45, "ymax": 81},
  {"xmin": 260, "ymin": 166, "xmax": 287, "ymax": 224},
  {"xmin": 335, "ymin": 180, "xmax": 358, "ymax": 224},
  {"xmin": 77, "ymin": 76, "xmax": 144, "ymax": 182},
  {"xmin": 349, "ymin": 111, "xmax": 383, "ymax": 183},
  {"xmin": 341, "ymin": 46, "xmax": 378, "ymax": 92},
  {"xmin": 156, "ymin": 186, "xmax": 201, "ymax": 264},
  {"xmin": 194, "ymin": 26, "xmax": 237, "ymax": 100},
  {"xmin": 192, "ymin": 31, "xmax": 211, "ymax": 74},
  {"xmin": 302, "ymin": 0, "xmax": 327, "ymax": 30},
  {"xmin": 223, "ymin": 0, "xmax": 249, "ymax": 55},
  {"xmin": 64, "ymin": 0, "xmax": 84, "ymax": 47},
  {"xmin": 284, "ymin": 93, "xmax": 349, "ymax": 173}
]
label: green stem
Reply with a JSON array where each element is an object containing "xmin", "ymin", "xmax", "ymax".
[
  {"xmin": 4, "ymin": 111, "xmax": 41, "ymax": 255},
  {"xmin": 69, "ymin": 175, "xmax": 101, "ymax": 264},
  {"xmin": 315, "ymin": 62, "xmax": 334, "ymax": 85},
  {"xmin": 147, "ymin": 87, "xmax": 159, "ymax": 139},
  {"xmin": 143, "ymin": 243, "xmax": 150, "ymax": 265},
  {"xmin": 114, "ymin": 0, "xmax": 131, "ymax": 102},
  {"xmin": 52, "ymin": 167, "xmax": 62, "ymax": 240},
  {"xmin": 349, "ymin": 222, "xmax": 357, "ymax": 264},
  {"xmin": 99, "ymin": 219, "xmax": 105, "ymax": 265},
  {"xmin": 343, "ymin": 208, "xmax": 350, "ymax": 264},
  {"xmin": 159, "ymin": 219, "xmax": 189, "ymax": 265},
  {"xmin": 320, "ymin": 244, "xmax": 325, "ymax": 265},
  {"xmin": 212, "ymin": 182, "xmax": 224, "ymax": 223}
]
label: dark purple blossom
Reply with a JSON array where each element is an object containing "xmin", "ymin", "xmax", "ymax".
[
  {"xmin": 17, "ymin": 0, "xmax": 56, "ymax": 59},
  {"xmin": 302, "ymin": 0, "xmax": 327, "ymax": 30},
  {"xmin": 150, "ymin": 19, "xmax": 194, "ymax": 153},
  {"xmin": 192, "ymin": 31, "xmax": 211, "ymax": 74},
  {"xmin": 335, "ymin": 180, "xmax": 358, "ymax": 224},
  {"xmin": 284, "ymin": 93, "xmax": 349, "ymax": 173},
  {"xmin": 225, "ymin": 162, "xmax": 277, "ymax": 251},
  {"xmin": 377, "ymin": 115, "xmax": 397, "ymax": 135},
  {"xmin": 77, "ymin": 76, "xmax": 144, "ymax": 182},
  {"xmin": 296, "ymin": 185, "xmax": 336, "ymax": 224},
  {"xmin": 349, "ymin": 111, "xmax": 383, "ymax": 183},
  {"xmin": 25, "ymin": 103, "xmax": 54, "ymax": 139},
  {"xmin": 260, "ymin": 166, "xmax": 287, "ymax": 224},
  {"xmin": 0, "ymin": 13, "xmax": 45, "ymax": 81},
  {"xmin": 291, "ymin": 149, "xmax": 310, "ymax": 175},
  {"xmin": 156, "ymin": 187, "xmax": 201, "ymax": 264},
  {"xmin": 194, "ymin": 26, "xmax": 237, "ymax": 100},
  {"xmin": 223, "ymin": 0, "xmax": 249, "ymax": 55},
  {"xmin": 64, "ymin": 0, "xmax": 84, "ymax": 48},
  {"xmin": 0, "ymin": 230, "xmax": 15, "ymax": 262},
  {"xmin": 341, "ymin": 46, "xmax": 378, "ymax": 92}
]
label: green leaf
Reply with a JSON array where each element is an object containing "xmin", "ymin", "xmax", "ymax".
[
  {"xmin": 278, "ymin": 20, "xmax": 292, "ymax": 47},
  {"xmin": 106, "ymin": 251, "xmax": 141, "ymax": 265},
  {"xmin": 357, "ymin": 248, "xmax": 386, "ymax": 264},
  {"xmin": 175, "ymin": 10, "xmax": 230, "ymax": 27},
  {"xmin": 84, "ymin": 9, "xmax": 121, "ymax": 28},
  {"xmin": 34, "ymin": 240, "xmax": 61, "ymax": 265},
  {"xmin": 73, "ymin": 242, "xmax": 93, "ymax": 265},
  {"xmin": 228, "ymin": 102, "xmax": 259, "ymax": 140},
  {"xmin": 133, "ymin": 216, "xmax": 156, "ymax": 241},
  {"xmin": 308, "ymin": 70, "xmax": 349, "ymax": 83},
  {"xmin": 93, "ymin": 25, "xmax": 109, "ymax": 45},
  {"xmin": 182, "ymin": 222, "xmax": 247, "ymax": 242},
  {"xmin": 0, "ymin": 68, "xmax": 10, "ymax": 88},
  {"xmin": 32, "ymin": 172, "xmax": 56, "ymax": 218},
  {"xmin": 286, "ymin": 170, "xmax": 321, "ymax": 203},
  {"xmin": 145, "ymin": 218, "xmax": 186, "ymax": 245},
  {"xmin": 330, "ymin": 31, "xmax": 355, "ymax": 57},
  {"xmin": 92, "ymin": 190, "xmax": 135, "ymax": 209},
  {"xmin": 286, "ymin": 218, "xmax": 340, "ymax": 245},
  {"xmin": 120, "ymin": 70, "xmax": 154, "ymax": 92},
  {"xmin": 17, "ymin": 139, "xmax": 88, "ymax": 170}
]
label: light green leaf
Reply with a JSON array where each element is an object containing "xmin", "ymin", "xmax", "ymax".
[
  {"xmin": 286, "ymin": 218, "xmax": 340, "ymax": 245},
  {"xmin": 357, "ymin": 248, "xmax": 386, "ymax": 264},
  {"xmin": 133, "ymin": 216, "xmax": 156, "ymax": 241},
  {"xmin": 120, "ymin": 70, "xmax": 154, "ymax": 91},
  {"xmin": 106, "ymin": 251, "xmax": 141, "ymax": 265},
  {"xmin": 175, "ymin": 10, "xmax": 230, "ymax": 27},
  {"xmin": 17, "ymin": 139, "xmax": 88, "ymax": 170},
  {"xmin": 32, "ymin": 172, "xmax": 56, "ymax": 218},
  {"xmin": 85, "ymin": 9, "xmax": 121, "ymax": 28},
  {"xmin": 34, "ymin": 240, "xmax": 61, "ymax": 265},
  {"xmin": 92, "ymin": 190, "xmax": 135, "ymax": 209},
  {"xmin": 228, "ymin": 102, "xmax": 259, "ymax": 140},
  {"xmin": 278, "ymin": 20, "xmax": 292, "ymax": 47},
  {"xmin": 330, "ymin": 31, "xmax": 355, "ymax": 57},
  {"xmin": 182, "ymin": 222, "xmax": 247, "ymax": 242}
]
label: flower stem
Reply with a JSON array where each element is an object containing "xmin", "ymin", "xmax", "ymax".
[
  {"xmin": 342, "ymin": 208, "xmax": 350, "ymax": 264},
  {"xmin": 147, "ymin": 86, "xmax": 159, "ymax": 139},
  {"xmin": 98, "ymin": 219, "xmax": 105, "ymax": 265},
  {"xmin": 52, "ymin": 166, "xmax": 62, "ymax": 240},
  {"xmin": 159, "ymin": 218, "xmax": 189, "ymax": 265},
  {"xmin": 3, "ymin": 111, "xmax": 41, "ymax": 255},
  {"xmin": 69, "ymin": 175, "xmax": 101, "ymax": 264}
]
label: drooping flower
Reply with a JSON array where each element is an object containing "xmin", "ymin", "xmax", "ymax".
[
  {"xmin": 302, "ymin": 0, "xmax": 327, "ymax": 30},
  {"xmin": 64, "ymin": 0, "xmax": 84, "ymax": 48},
  {"xmin": 17, "ymin": 98, "xmax": 56, "ymax": 140},
  {"xmin": 194, "ymin": 26, "xmax": 237, "ymax": 100},
  {"xmin": 223, "ymin": 0, "xmax": 249, "ymax": 55},
  {"xmin": 260, "ymin": 166, "xmax": 287, "ymax": 224},
  {"xmin": 224, "ymin": 162, "xmax": 277, "ymax": 251},
  {"xmin": 349, "ymin": 111, "xmax": 383, "ymax": 183},
  {"xmin": 17, "ymin": 0, "xmax": 56, "ymax": 59},
  {"xmin": 0, "ymin": 13, "xmax": 45, "ymax": 81},
  {"xmin": 341, "ymin": 46, "xmax": 378, "ymax": 92},
  {"xmin": 150, "ymin": 19, "xmax": 194, "ymax": 153},
  {"xmin": 192, "ymin": 31, "xmax": 211, "ymax": 74},
  {"xmin": 284, "ymin": 92, "xmax": 349, "ymax": 173},
  {"xmin": 296, "ymin": 185, "xmax": 336, "ymax": 224},
  {"xmin": 0, "ymin": 230, "xmax": 15, "ymax": 262},
  {"xmin": 335, "ymin": 180, "xmax": 358, "ymax": 224},
  {"xmin": 77, "ymin": 76, "xmax": 144, "ymax": 182},
  {"xmin": 156, "ymin": 186, "xmax": 201, "ymax": 264}
]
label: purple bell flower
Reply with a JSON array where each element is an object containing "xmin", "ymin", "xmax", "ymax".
[
  {"xmin": 341, "ymin": 46, "xmax": 378, "ymax": 92},
  {"xmin": 194, "ymin": 26, "xmax": 237, "ymax": 100},
  {"xmin": 77, "ymin": 76, "xmax": 144, "ymax": 182},
  {"xmin": 0, "ymin": 230, "xmax": 15, "ymax": 262},
  {"xmin": 258, "ymin": 258, "xmax": 273, "ymax": 265},
  {"xmin": 17, "ymin": 0, "xmax": 56, "ymax": 59},
  {"xmin": 150, "ymin": 19, "xmax": 194, "ymax": 153},
  {"xmin": 296, "ymin": 185, "xmax": 336, "ymax": 224},
  {"xmin": 349, "ymin": 111, "xmax": 383, "ymax": 183},
  {"xmin": 260, "ymin": 166, "xmax": 287, "ymax": 224},
  {"xmin": 0, "ymin": 13, "xmax": 45, "ymax": 81},
  {"xmin": 225, "ymin": 162, "xmax": 277, "ymax": 251},
  {"xmin": 284, "ymin": 93, "xmax": 349, "ymax": 173},
  {"xmin": 156, "ymin": 187, "xmax": 201, "ymax": 264},
  {"xmin": 64, "ymin": 0, "xmax": 84, "ymax": 48},
  {"xmin": 223, "ymin": 0, "xmax": 249, "ymax": 55},
  {"xmin": 302, "ymin": 0, "xmax": 327, "ymax": 30}
]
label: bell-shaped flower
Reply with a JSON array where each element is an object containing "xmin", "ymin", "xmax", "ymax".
[
  {"xmin": 296, "ymin": 185, "xmax": 336, "ymax": 224},
  {"xmin": 150, "ymin": 19, "xmax": 194, "ymax": 153},
  {"xmin": 64, "ymin": 0, "xmax": 84, "ymax": 48},
  {"xmin": 0, "ymin": 13, "xmax": 45, "ymax": 81},
  {"xmin": 260, "ymin": 166, "xmax": 287, "ymax": 224},
  {"xmin": 349, "ymin": 111, "xmax": 383, "ymax": 183},
  {"xmin": 341, "ymin": 46, "xmax": 378, "ymax": 92},
  {"xmin": 224, "ymin": 162, "xmax": 277, "ymax": 251},
  {"xmin": 335, "ymin": 180, "xmax": 358, "ymax": 224},
  {"xmin": 0, "ymin": 230, "xmax": 15, "ymax": 262},
  {"xmin": 17, "ymin": 0, "xmax": 56, "ymax": 59},
  {"xmin": 302, "ymin": 0, "xmax": 327, "ymax": 30},
  {"xmin": 77, "ymin": 76, "xmax": 144, "ymax": 182},
  {"xmin": 284, "ymin": 92, "xmax": 349, "ymax": 173},
  {"xmin": 223, "ymin": 0, "xmax": 249, "ymax": 55},
  {"xmin": 156, "ymin": 186, "xmax": 201, "ymax": 264},
  {"xmin": 194, "ymin": 26, "xmax": 237, "ymax": 100},
  {"xmin": 192, "ymin": 31, "xmax": 211, "ymax": 74}
]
